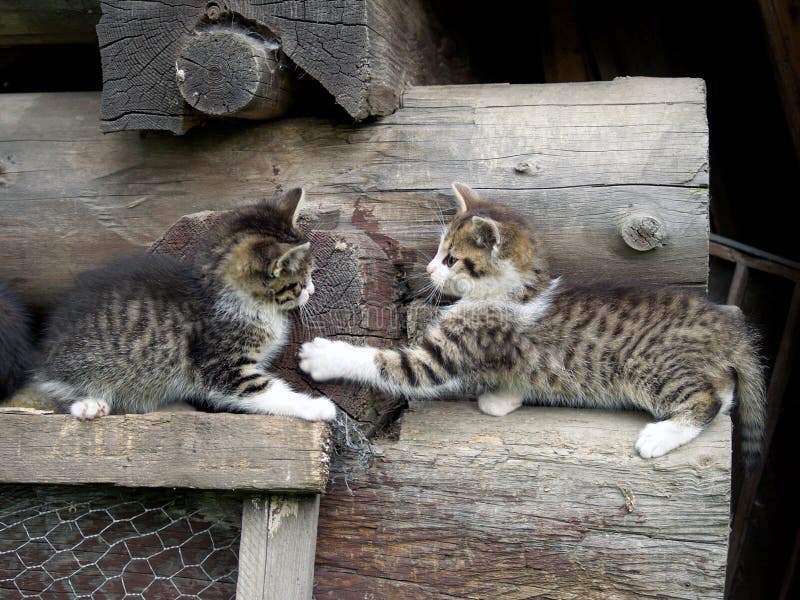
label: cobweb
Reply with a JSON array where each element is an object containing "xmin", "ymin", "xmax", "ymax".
[{"xmin": 0, "ymin": 485, "xmax": 241, "ymax": 599}]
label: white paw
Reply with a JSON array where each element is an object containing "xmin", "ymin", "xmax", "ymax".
[
  {"xmin": 477, "ymin": 392, "xmax": 524, "ymax": 417},
  {"xmin": 70, "ymin": 398, "xmax": 110, "ymax": 421},
  {"xmin": 298, "ymin": 337, "xmax": 376, "ymax": 382},
  {"xmin": 635, "ymin": 420, "xmax": 700, "ymax": 458},
  {"xmin": 302, "ymin": 397, "xmax": 338, "ymax": 422}
]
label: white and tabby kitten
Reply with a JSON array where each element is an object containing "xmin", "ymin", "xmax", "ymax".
[
  {"xmin": 300, "ymin": 183, "xmax": 765, "ymax": 466},
  {"xmin": 37, "ymin": 188, "xmax": 336, "ymax": 422}
]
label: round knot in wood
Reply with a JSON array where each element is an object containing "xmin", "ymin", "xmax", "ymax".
[
  {"xmin": 176, "ymin": 29, "xmax": 292, "ymax": 120},
  {"xmin": 619, "ymin": 213, "xmax": 666, "ymax": 251}
]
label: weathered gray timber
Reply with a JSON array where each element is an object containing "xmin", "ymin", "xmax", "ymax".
[
  {"xmin": 175, "ymin": 26, "xmax": 293, "ymax": 121},
  {"xmin": 237, "ymin": 494, "xmax": 320, "ymax": 600},
  {"xmin": 315, "ymin": 400, "xmax": 731, "ymax": 599},
  {"xmin": 0, "ymin": 77, "xmax": 709, "ymax": 305},
  {"xmin": 0, "ymin": 412, "xmax": 331, "ymax": 492},
  {"xmin": 97, "ymin": 0, "xmax": 454, "ymax": 132},
  {"xmin": 0, "ymin": 0, "xmax": 100, "ymax": 46}
]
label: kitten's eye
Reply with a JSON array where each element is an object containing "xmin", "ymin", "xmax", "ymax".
[{"xmin": 443, "ymin": 254, "xmax": 458, "ymax": 268}]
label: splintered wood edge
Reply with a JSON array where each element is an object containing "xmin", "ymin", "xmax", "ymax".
[{"xmin": 0, "ymin": 412, "xmax": 332, "ymax": 492}]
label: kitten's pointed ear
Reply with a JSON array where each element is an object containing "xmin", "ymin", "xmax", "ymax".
[
  {"xmin": 274, "ymin": 242, "xmax": 311, "ymax": 275},
  {"xmin": 452, "ymin": 182, "xmax": 483, "ymax": 213},
  {"xmin": 472, "ymin": 216, "xmax": 501, "ymax": 250},
  {"xmin": 276, "ymin": 187, "xmax": 305, "ymax": 226}
]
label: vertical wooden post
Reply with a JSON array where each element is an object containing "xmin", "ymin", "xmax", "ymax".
[
  {"xmin": 237, "ymin": 494, "xmax": 321, "ymax": 600},
  {"xmin": 726, "ymin": 262, "xmax": 749, "ymax": 305}
]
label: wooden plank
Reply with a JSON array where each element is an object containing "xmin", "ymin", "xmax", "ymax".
[
  {"xmin": 237, "ymin": 496, "xmax": 270, "ymax": 599},
  {"xmin": 726, "ymin": 262, "xmax": 749, "ymax": 305},
  {"xmin": 0, "ymin": 413, "xmax": 331, "ymax": 492},
  {"xmin": 0, "ymin": 78, "xmax": 710, "ymax": 309},
  {"xmin": 237, "ymin": 494, "xmax": 320, "ymax": 600},
  {"xmin": 0, "ymin": 1, "xmax": 100, "ymax": 46},
  {"xmin": 264, "ymin": 495, "xmax": 320, "ymax": 600},
  {"xmin": 315, "ymin": 401, "xmax": 731, "ymax": 599}
]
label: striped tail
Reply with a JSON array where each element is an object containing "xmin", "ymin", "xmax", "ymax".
[{"xmin": 732, "ymin": 338, "xmax": 767, "ymax": 473}]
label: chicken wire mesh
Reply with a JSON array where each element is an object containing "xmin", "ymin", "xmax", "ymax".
[{"xmin": 0, "ymin": 485, "xmax": 241, "ymax": 599}]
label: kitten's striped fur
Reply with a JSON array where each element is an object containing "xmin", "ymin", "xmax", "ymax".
[
  {"xmin": 37, "ymin": 188, "xmax": 335, "ymax": 422},
  {"xmin": 300, "ymin": 183, "xmax": 765, "ymax": 465}
]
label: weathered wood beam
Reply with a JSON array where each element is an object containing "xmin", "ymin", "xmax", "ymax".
[
  {"xmin": 0, "ymin": 413, "xmax": 331, "ymax": 492},
  {"xmin": 97, "ymin": 0, "xmax": 455, "ymax": 132},
  {"xmin": 0, "ymin": 0, "xmax": 100, "ymax": 47},
  {"xmin": 0, "ymin": 78, "xmax": 710, "ymax": 308},
  {"xmin": 315, "ymin": 401, "xmax": 731, "ymax": 599}
]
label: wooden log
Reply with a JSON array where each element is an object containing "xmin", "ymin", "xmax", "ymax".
[
  {"xmin": 97, "ymin": 0, "xmax": 456, "ymax": 132},
  {"xmin": 315, "ymin": 401, "xmax": 731, "ymax": 599},
  {"xmin": 0, "ymin": 0, "xmax": 100, "ymax": 47},
  {"xmin": 0, "ymin": 413, "xmax": 331, "ymax": 492},
  {"xmin": 0, "ymin": 78, "xmax": 709, "ymax": 426},
  {"xmin": 175, "ymin": 25, "xmax": 293, "ymax": 120},
  {"xmin": 0, "ymin": 78, "xmax": 710, "ymax": 308}
]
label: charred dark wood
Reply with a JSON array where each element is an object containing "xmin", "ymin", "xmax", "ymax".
[{"xmin": 151, "ymin": 211, "xmax": 405, "ymax": 430}]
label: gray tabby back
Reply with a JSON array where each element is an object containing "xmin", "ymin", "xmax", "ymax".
[{"xmin": 36, "ymin": 188, "xmax": 335, "ymax": 422}]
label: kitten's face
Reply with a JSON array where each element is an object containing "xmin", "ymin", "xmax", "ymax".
[
  {"xmin": 220, "ymin": 188, "xmax": 315, "ymax": 311},
  {"xmin": 426, "ymin": 184, "xmax": 543, "ymax": 301}
]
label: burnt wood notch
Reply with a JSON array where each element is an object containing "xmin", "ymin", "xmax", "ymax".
[{"xmin": 97, "ymin": 0, "xmax": 455, "ymax": 133}]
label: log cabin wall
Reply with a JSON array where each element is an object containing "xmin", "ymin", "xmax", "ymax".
[{"xmin": 1, "ymin": 1, "xmax": 798, "ymax": 599}]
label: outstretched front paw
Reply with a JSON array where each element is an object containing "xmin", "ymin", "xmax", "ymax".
[
  {"xmin": 302, "ymin": 396, "xmax": 338, "ymax": 422},
  {"xmin": 298, "ymin": 337, "xmax": 355, "ymax": 381}
]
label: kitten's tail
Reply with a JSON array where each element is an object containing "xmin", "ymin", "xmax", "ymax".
[{"xmin": 731, "ymin": 336, "xmax": 767, "ymax": 473}]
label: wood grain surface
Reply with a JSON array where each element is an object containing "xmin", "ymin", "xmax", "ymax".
[
  {"xmin": 315, "ymin": 400, "xmax": 731, "ymax": 599},
  {"xmin": 0, "ymin": 412, "xmax": 331, "ymax": 492},
  {"xmin": 0, "ymin": 77, "xmax": 709, "ymax": 310}
]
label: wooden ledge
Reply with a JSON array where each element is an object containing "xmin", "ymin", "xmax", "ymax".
[
  {"xmin": 315, "ymin": 401, "xmax": 732, "ymax": 598},
  {"xmin": 0, "ymin": 412, "xmax": 331, "ymax": 492}
]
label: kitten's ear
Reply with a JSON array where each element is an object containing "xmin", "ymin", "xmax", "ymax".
[
  {"xmin": 452, "ymin": 182, "xmax": 483, "ymax": 213},
  {"xmin": 276, "ymin": 187, "xmax": 305, "ymax": 226},
  {"xmin": 472, "ymin": 216, "xmax": 501, "ymax": 250},
  {"xmin": 274, "ymin": 242, "xmax": 311, "ymax": 275}
]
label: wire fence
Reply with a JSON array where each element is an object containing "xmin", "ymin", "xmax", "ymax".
[{"xmin": 0, "ymin": 485, "xmax": 241, "ymax": 599}]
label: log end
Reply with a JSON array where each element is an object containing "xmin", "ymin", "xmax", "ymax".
[
  {"xmin": 176, "ymin": 28, "xmax": 293, "ymax": 120},
  {"xmin": 619, "ymin": 213, "xmax": 667, "ymax": 251}
]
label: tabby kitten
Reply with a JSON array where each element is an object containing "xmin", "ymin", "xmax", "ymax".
[
  {"xmin": 0, "ymin": 283, "xmax": 34, "ymax": 401},
  {"xmin": 37, "ymin": 188, "xmax": 336, "ymax": 422},
  {"xmin": 300, "ymin": 183, "xmax": 765, "ymax": 465}
]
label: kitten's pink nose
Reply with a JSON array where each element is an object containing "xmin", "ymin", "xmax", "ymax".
[{"xmin": 426, "ymin": 264, "xmax": 434, "ymax": 275}]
